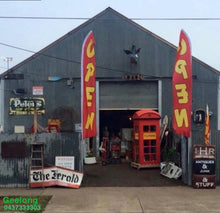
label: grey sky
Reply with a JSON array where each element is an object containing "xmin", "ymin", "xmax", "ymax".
[{"xmin": 0, "ymin": 0, "xmax": 220, "ymax": 72}]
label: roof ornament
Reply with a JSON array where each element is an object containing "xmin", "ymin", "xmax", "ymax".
[{"xmin": 124, "ymin": 45, "xmax": 141, "ymax": 64}]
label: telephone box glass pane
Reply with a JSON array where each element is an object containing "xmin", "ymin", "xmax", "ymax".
[
  {"xmin": 144, "ymin": 147, "xmax": 150, "ymax": 153},
  {"xmin": 136, "ymin": 155, "xmax": 139, "ymax": 163},
  {"xmin": 144, "ymin": 140, "xmax": 149, "ymax": 146},
  {"xmin": 144, "ymin": 155, "xmax": 150, "ymax": 161},
  {"xmin": 143, "ymin": 125, "xmax": 149, "ymax": 132},
  {"xmin": 151, "ymin": 154, "xmax": 156, "ymax": 160},
  {"xmin": 135, "ymin": 126, "xmax": 139, "ymax": 132},
  {"xmin": 150, "ymin": 125, "xmax": 156, "ymax": 132},
  {"xmin": 151, "ymin": 147, "xmax": 156, "ymax": 153},
  {"xmin": 151, "ymin": 140, "xmax": 156, "ymax": 146}
]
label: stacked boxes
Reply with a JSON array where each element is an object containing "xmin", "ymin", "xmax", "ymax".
[{"xmin": 192, "ymin": 145, "xmax": 216, "ymax": 189}]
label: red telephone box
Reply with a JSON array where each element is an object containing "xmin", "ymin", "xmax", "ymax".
[{"xmin": 131, "ymin": 109, "xmax": 161, "ymax": 169}]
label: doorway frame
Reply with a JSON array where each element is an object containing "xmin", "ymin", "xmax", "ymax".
[{"xmin": 95, "ymin": 80, "xmax": 162, "ymax": 156}]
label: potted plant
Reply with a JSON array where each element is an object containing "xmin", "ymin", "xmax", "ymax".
[{"xmin": 84, "ymin": 152, "xmax": 96, "ymax": 164}]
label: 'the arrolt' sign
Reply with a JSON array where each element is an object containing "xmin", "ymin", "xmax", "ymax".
[{"xmin": 30, "ymin": 166, "xmax": 83, "ymax": 189}]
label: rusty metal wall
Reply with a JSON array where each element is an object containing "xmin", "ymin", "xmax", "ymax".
[{"xmin": 0, "ymin": 132, "xmax": 80, "ymax": 188}]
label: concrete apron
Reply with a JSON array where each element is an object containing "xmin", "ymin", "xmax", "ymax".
[{"xmin": 1, "ymin": 186, "xmax": 220, "ymax": 213}]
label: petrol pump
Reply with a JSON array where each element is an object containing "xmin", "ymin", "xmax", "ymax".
[{"xmin": 131, "ymin": 109, "xmax": 161, "ymax": 169}]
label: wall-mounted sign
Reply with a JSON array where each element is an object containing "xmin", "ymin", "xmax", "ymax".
[
  {"xmin": 30, "ymin": 166, "xmax": 83, "ymax": 189},
  {"xmin": 48, "ymin": 119, "xmax": 60, "ymax": 133},
  {"xmin": 9, "ymin": 98, "xmax": 45, "ymax": 115},
  {"xmin": 14, "ymin": 125, "xmax": 25, "ymax": 133},
  {"xmin": 134, "ymin": 132, "xmax": 156, "ymax": 140},
  {"xmin": 143, "ymin": 132, "xmax": 156, "ymax": 140},
  {"xmin": 74, "ymin": 123, "xmax": 82, "ymax": 132},
  {"xmin": 193, "ymin": 159, "xmax": 215, "ymax": 175},
  {"xmin": 33, "ymin": 86, "xmax": 43, "ymax": 95},
  {"xmin": 125, "ymin": 73, "xmax": 144, "ymax": 81},
  {"xmin": 193, "ymin": 109, "xmax": 205, "ymax": 124},
  {"xmin": 193, "ymin": 175, "xmax": 216, "ymax": 189},
  {"xmin": 192, "ymin": 145, "xmax": 216, "ymax": 189},
  {"xmin": 134, "ymin": 133, "xmax": 139, "ymax": 140},
  {"xmin": 193, "ymin": 145, "xmax": 215, "ymax": 159}
]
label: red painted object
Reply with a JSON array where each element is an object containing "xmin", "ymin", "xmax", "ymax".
[
  {"xmin": 111, "ymin": 142, "xmax": 121, "ymax": 159},
  {"xmin": 131, "ymin": 109, "xmax": 161, "ymax": 169},
  {"xmin": 101, "ymin": 137, "xmax": 108, "ymax": 163}
]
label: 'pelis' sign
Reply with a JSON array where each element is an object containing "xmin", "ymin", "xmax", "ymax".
[{"xmin": 9, "ymin": 98, "xmax": 45, "ymax": 115}]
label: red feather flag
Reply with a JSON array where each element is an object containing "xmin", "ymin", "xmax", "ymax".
[
  {"xmin": 81, "ymin": 31, "xmax": 97, "ymax": 139},
  {"xmin": 172, "ymin": 30, "xmax": 192, "ymax": 138},
  {"xmin": 205, "ymin": 105, "xmax": 210, "ymax": 145}
]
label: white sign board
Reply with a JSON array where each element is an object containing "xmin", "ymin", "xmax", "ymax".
[
  {"xmin": 14, "ymin": 125, "xmax": 25, "ymax": 133},
  {"xmin": 30, "ymin": 166, "xmax": 83, "ymax": 189},
  {"xmin": 33, "ymin": 86, "xmax": 43, "ymax": 95},
  {"xmin": 55, "ymin": 156, "xmax": 75, "ymax": 170},
  {"xmin": 74, "ymin": 123, "xmax": 82, "ymax": 132},
  {"xmin": 160, "ymin": 162, "xmax": 182, "ymax": 179}
]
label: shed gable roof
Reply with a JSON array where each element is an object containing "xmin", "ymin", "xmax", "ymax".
[{"xmin": 1, "ymin": 7, "xmax": 219, "ymax": 77}]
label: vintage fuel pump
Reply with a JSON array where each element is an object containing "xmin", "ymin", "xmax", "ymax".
[{"xmin": 131, "ymin": 109, "xmax": 161, "ymax": 169}]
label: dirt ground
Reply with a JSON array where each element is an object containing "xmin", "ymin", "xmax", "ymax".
[{"xmin": 82, "ymin": 160, "xmax": 184, "ymax": 187}]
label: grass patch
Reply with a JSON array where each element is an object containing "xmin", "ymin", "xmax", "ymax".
[{"xmin": 0, "ymin": 195, "xmax": 52, "ymax": 213}]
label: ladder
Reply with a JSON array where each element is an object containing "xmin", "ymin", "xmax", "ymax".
[{"xmin": 29, "ymin": 143, "xmax": 44, "ymax": 187}]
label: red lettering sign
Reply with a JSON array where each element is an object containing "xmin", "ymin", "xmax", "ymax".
[
  {"xmin": 81, "ymin": 31, "xmax": 97, "ymax": 139},
  {"xmin": 172, "ymin": 30, "xmax": 192, "ymax": 137}
]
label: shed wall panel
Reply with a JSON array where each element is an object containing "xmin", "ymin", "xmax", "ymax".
[{"xmin": 0, "ymin": 133, "xmax": 80, "ymax": 187}]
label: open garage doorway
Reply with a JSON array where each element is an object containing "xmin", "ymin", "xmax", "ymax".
[
  {"xmin": 82, "ymin": 109, "xmax": 183, "ymax": 187},
  {"xmin": 99, "ymin": 110, "xmax": 135, "ymax": 139},
  {"xmin": 99, "ymin": 110, "xmax": 136, "ymax": 158}
]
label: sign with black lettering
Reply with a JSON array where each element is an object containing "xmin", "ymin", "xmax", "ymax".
[
  {"xmin": 55, "ymin": 156, "xmax": 75, "ymax": 170},
  {"xmin": 193, "ymin": 159, "xmax": 215, "ymax": 175},
  {"xmin": 30, "ymin": 166, "xmax": 83, "ymax": 188},
  {"xmin": 125, "ymin": 74, "xmax": 144, "ymax": 80}
]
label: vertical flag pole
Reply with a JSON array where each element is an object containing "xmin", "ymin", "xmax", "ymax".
[
  {"xmin": 79, "ymin": 132, "xmax": 84, "ymax": 172},
  {"xmin": 181, "ymin": 136, "xmax": 188, "ymax": 184},
  {"xmin": 187, "ymin": 133, "xmax": 192, "ymax": 185}
]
